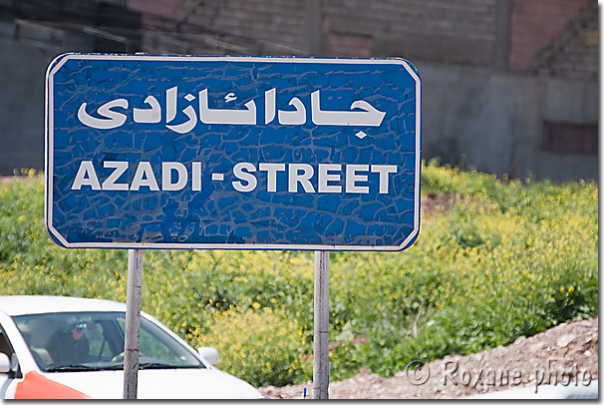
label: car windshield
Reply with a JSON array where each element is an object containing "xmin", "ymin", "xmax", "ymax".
[{"xmin": 12, "ymin": 311, "xmax": 205, "ymax": 372}]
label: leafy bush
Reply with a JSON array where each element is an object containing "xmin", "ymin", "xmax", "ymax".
[
  {"xmin": 0, "ymin": 162, "xmax": 597, "ymax": 386},
  {"xmin": 188, "ymin": 307, "xmax": 308, "ymax": 387}
]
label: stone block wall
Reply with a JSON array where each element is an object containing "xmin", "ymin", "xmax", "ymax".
[
  {"xmin": 507, "ymin": 0, "xmax": 593, "ymax": 72},
  {"xmin": 323, "ymin": 0, "xmax": 497, "ymax": 66}
]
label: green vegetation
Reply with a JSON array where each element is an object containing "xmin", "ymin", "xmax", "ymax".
[{"xmin": 0, "ymin": 162, "xmax": 598, "ymax": 386}]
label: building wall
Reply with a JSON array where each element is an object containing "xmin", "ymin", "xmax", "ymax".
[
  {"xmin": 0, "ymin": 0, "xmax": 597, "ymax": 182},
  {"xmin": 507, "ymin": 0, "xmax": 592, "ymax": 72},
  {"xmin": 0, "ymin": 44, "xmax": 595, "ymax": 181},
  {"xmin": 167, "ymin": 0, "xmax": 499, "ymax": 67},
  {"xmin": 529, "ymin": 1, "xmax": 599, "ymax": 81},
  {"xmin": 183, "ymin": 0, "xmax": 308, "ymax": 53},
  {"xmin": 129, "ymin": 0, "xmax": 597, "ymax": 77},
  {"xmin": 0, "ymin": 19, "xmax": 92, "ymax": 176},
  {"xmin": 144, "ymin": 0, "xmax": 596, "ymax": 78},
  {"xmin": 0, "ymin": 33, "xmax": 52, "ymax": 175},
  {"xmin": 323, "ymin": 0, "xmax": 497, "ymax": 67},
  {"xmin": 127, "ymin": 0, "xmax": 183, "ymax": 16},
  {"xmin": 419, "ymin": 62, "xmax": 598, "ymax": 181}
]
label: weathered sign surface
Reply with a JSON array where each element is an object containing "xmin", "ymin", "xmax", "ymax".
[{"xmin": 46, "ymin": 54, "xmax": 421, "ymax": 250}]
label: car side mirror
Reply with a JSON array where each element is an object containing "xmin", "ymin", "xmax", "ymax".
[
  {"xmin": 197, "ymin": 347, "xmax": 219, "ymax": 366},
  {"xmin": 0, "ymin": 353, "xmax": 10, "ymax": 373}
]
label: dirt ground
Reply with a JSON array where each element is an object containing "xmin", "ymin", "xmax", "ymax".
[{"xmin": 259, "ymin": 316, "xmax": 598, "ymax": 399}]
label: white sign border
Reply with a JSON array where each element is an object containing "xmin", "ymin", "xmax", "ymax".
[{"xmin": 45, "ymin": 54, "xmax": 421, "ymax": 251}]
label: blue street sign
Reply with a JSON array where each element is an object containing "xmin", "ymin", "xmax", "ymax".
[{"xmin": 45, "ymin": 54, "xmax": 421, "ymax": 251}]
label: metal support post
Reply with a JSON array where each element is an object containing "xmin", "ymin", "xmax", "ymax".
[
  {"xmin": 313, "ymin": 250, "xmax": 330, "ymax": 399},
  {"xmin": 123, "ymin": 249, "xmax": 143, "ymax": 399}
]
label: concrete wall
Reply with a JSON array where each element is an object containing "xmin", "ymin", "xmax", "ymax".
[
  {"xmin": 0, "ymin": 21, "xmax": 92, "ymax": 176},
  {"xmin": 0, "ymin": 46, "xmax": 596, "ymax": 182},
  {"xmin": 0, "ymin": 35, "xmax": 52, "ymax": 175},
  {"xmin": 418, "ymin": 62, "xmax": 598, "ymax": 181}
]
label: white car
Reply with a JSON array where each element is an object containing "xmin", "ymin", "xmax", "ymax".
[{"xmin": 0, "ymin": 295, "xmax": 263, "ymax": 399}]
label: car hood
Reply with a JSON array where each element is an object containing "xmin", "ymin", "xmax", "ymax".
[{"xmin": 42, "ymin": 368, "xmax": 263, "ymax": 399}]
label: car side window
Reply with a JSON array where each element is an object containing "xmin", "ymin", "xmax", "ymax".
[
  {"xmin": 0, "ymin": 324, "xmax": 20, "ymax": 378},
  {"xmin": 0, "ymin": 329, "xmax": 12, "ymax": 359}
]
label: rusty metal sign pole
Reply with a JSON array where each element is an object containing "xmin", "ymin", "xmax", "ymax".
[
  {"xmin": 313, "ymin": 251, "xmax": 330, "ymax": 399},
  {"xmin": 123, "ymin": 249, "xmax": 143, "ymax": 399}
]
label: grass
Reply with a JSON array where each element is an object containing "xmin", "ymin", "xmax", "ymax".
[{"xmin": 0, "ymin": 161, "xmax": 598, "ymax": 386}]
